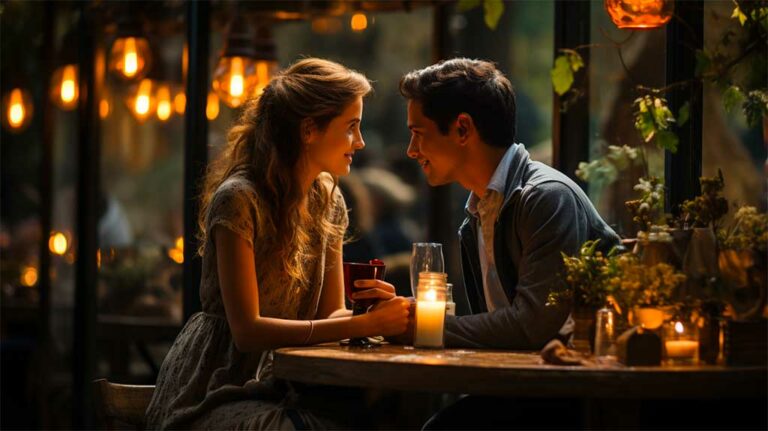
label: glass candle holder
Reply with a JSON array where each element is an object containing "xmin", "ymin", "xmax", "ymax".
[
  {"xmin": 445, "ymin": 283, "xmax": 456, "ymax": 316},
  {"xmin": 664, "ymin": 320, "xmax": 699, "ymax": 365},
  {"xmin": 414, "ymin": 271, "xmax": 447, "ymax": 348}
]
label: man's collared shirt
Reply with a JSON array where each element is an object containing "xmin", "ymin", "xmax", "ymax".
[{"xmin": 466, "ymin": 145, "xmax": 517, "ymax": 312}]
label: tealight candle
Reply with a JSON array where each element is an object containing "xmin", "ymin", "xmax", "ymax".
[
  {"xmin": 664, "ymin": 320, "xmax": 699, "ymax": 365},
  {"xmin": 414, "ymin": 272, "xmax": 447, "ymax": 348}
]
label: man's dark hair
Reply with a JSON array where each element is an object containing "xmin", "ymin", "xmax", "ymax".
[{"xmin": 399, "ymin": 58, "xmax": 516, "ymax": 148}]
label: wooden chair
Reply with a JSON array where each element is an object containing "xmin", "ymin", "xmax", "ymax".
[{"xmin": 93, "ymin": 379, "xmax": 155, "ymax": 430}]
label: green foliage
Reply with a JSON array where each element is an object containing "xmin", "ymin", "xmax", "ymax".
[
  {"xmin": 457, "ymin": 0, "xmax": 505, "ymax": 30},
  {"xmin": 625, "ymin": 177, "xmax": 666, "ymax": 232},
  {"xmin": 743, "ymin": 89, "xmax": 768, "ymax": 128},
  {"xmin": 695, "ymin": 50, "xmax": 713, "ymax": 77},
  {"xmin": 633, "ymin": 95, "xmax": 678, "ymax": 153},
  {"xmin": 551, "ymin": 50, "xmax": 584, "ymax": 96},
  {"xmin": 679, "ymin": 170, "xmax": 729, "ymax": 228},
  {"xmin": 719, "ymin": 206, "xmax": 768, "ymax": 252},
  {"xmin": 732, "ymin": 1, "xmax": 748, "ymax": 26},
  {"xmin": 575, "ymin": 145, "xmax": 642, "ymax": 186},
  {"xmin": 548, "ymin": 240, "xmax": 685, "ymax": 312},
  {"xmin": 677, "ymin": 102, "xmax": 690, "ymax": 126},
  {"xmin": 723, "ymin": 85, "xmax": 745, "ymax": 113}
]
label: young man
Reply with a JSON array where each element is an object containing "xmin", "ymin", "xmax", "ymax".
[{"xmin": 400, "ymin": 58, "xmax": 620, "ymax": 350}]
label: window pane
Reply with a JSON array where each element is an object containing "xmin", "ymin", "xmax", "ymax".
[
  {"xmin": 702, "ymin": 1, "xmax": 766, "ymax": 212},
  {"xmin": 588, "ymin": 1, "xmax": 667, "ymax": 236}
]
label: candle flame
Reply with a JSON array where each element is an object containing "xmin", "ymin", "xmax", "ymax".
[
  {"xmin": 425, "ymin": 288, "xmax": 437, "ymax": 302},
  {"xmin": 674, "ymin": 321, "xmax": 684, "ymax": 334}
]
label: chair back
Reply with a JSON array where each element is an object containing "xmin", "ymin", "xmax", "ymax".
[{"xmin": 93, "ymin": 378, "xmax": 155, "ymax": 430}]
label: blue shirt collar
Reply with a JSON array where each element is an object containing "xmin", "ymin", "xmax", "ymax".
[{"xmin": 466, "ymin": 144, "xmax": 520, "ymax": 217}]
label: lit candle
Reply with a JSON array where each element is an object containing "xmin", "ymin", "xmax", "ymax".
[
  {"xmin": 665, "ymin": 340, "xmax": 699, "ymax": 358},
  {"xmin": 664, "ymin": 320, "xmax": 699, "ymax": 365},
  {"xmin": 414, "ymin": 272, "xmax": 447, "ymax": 348}
]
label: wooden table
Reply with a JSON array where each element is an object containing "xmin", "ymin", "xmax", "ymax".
[{"xmin": 273, "ymin": 344, "xmax": 767, "ymax": 399}]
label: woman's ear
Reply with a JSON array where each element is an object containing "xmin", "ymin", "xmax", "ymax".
[{"xmin": 301, "ymin": 118, "xmax": 316, "ymax": 145}]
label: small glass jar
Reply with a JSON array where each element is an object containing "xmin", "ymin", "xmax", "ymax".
[
  {"xmin": 445, "ymin": 282, "xmax": 456, "ymax": 316},
  {"xmin": 594, "ymin": 307, "xmax": 616, "ymax": 358},
  {"xmin": 664, "ymin": 320, "xmax": 699, "ymax": 365},
  {"xmin": 414, "ymin": 272, "xmax": 447, "ymax": 348}
]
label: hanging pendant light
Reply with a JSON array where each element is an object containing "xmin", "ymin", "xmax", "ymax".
[
  {"xmin": 605, "ymin": 0, "xmax": 674, "ymax": 29},
  {"xmin": 212, "ymin": 15, "xmax": 260, "ymax": 108},
  {"xmin": 51, "ymin": 28, "xmax": 79, "ymax": 111},
  {"xmin": 206, "ymin": 92, "xmax": 220, "ymax": 121},
  {"xmin": 155, "ymin": 84, "xmax": 173, "ymax": 122},
  {"xmin": 350, "ymin": 12, "xmax": 368, "ymax": 32},
  {"xmin": 109, "ymin": 13, "xmax": 152, "ymax": 81},
  {"xmin": 211, "ymin": 17, "xmax": 278, "ymax": 107},
  {"xmin": 127, "ymin": 78, "xmax": 156, "ymax": 122},
  {"xmin": 2, "ymin": 87, "xmax": 34, "ymax": 132}
]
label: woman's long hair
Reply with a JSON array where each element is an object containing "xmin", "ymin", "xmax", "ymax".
[{"xmin": 198, "ymin": 58, "xmax": 372, "ymax": 287}]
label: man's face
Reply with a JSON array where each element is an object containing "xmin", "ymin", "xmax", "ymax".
[{"xmin": 406, "ymin": 100, "xmax": 462, "ymax": 186}]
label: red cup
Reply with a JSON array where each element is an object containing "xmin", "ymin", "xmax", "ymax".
[{"xmin": 343, "ymin": 259, "xmax": 386, "ymax": 312}]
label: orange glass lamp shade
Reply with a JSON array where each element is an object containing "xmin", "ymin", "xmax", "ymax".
[
  {"xmin": 212, "ymin": 56, "xmax": 259, "ymax": 108},
  {"xmin": 605, "ymin": 0, "xmax": 674, "ymax": 29},
  {"xmin": 350, "ymin": 12, "xmax": 368, "ymax": 32},
  {"xmin": 2, "ymin": 88, "xmax": 34, "ymax": 132},
  {"xmin": 109, "ymin": 36, "xmax": 152, "ymax": 81},
  {"xmin": 126, "ymin": 78, "xmax": 156, "ymax": 122},
  {"xmin": 50, "ymin": 64, "xmax": 79, "ymax": 110}
]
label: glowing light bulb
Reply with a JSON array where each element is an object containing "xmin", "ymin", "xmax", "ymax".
[
  {"xmin": 174, "ymin": 91, "xmax": 186, "ymax": 115},
  {"xmin": 156, "ymin": 85, "xmax": 172, "ymax": 121},
  {"xmin": 230, "ymin": 57, "xmax": 244, "ymax": 98},
  {"xmin": 20, "ymin": 266, "xmax": 38, "ymax": 287},
  {"xmin": 351, "ymin": 13, "xmax": 368, "ymax": 32},
  {"xmin": 206, "ymin": 92, "xmax": 220, "ymax": 121},
  {"xmin": 124, "ymin": 37, "xmax": 138, "ymax": 78},
  {"xmin": 49, "ymin": 232, "xmax": 68, "ymax": 255},
  {"xmin": 133, "ymin": 79, "xmax": 153, "ymax": 119},
  {"xmin": 99, "ymin": 98, "xmax": 110, "ymax": 119},
  {"xmin": 61, "ymin": 65, "xmax": 77, "ymax": 104},
  {"xmin": 175, "ymin": 236, "xmax": 184, "ymax": 251},
  {"xmin": 8, "ymin": 89, "xmax": 25, "ymax": 128},
  {"xmin": 110, "ymin": 36, "xmax": 151, "ymax": 81}
]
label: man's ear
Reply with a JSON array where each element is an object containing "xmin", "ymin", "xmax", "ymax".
[{"xmin": 456, "ymin": 113, "xmax": 473, "ymax": 143}]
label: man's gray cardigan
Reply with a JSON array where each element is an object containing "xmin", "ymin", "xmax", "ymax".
[{"xmin": 445, "ymin": 144, "xmax": 620, "ymax": 350}]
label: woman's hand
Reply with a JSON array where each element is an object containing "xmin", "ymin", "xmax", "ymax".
[
  {"xmin": 363, "ymin": 296, "xmax": 410, "ymax": 336},
  {"xmin": 352, "ymin": 279, "xmax": 396, "ymax": 303}
]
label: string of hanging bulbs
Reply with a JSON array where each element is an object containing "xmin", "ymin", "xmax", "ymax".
[{"xmin": 3, "ymin": 0, "xmax": 675, "ymax": 133}]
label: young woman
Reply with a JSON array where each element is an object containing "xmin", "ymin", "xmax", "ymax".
[{"xmin": 146, "ymin": 58, "xmax": 410, "ymax": 430}]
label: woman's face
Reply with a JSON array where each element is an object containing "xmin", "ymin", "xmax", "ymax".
[{"xmin": 305, "ymin": 96, "xmax": 365, "ymax": 177}]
